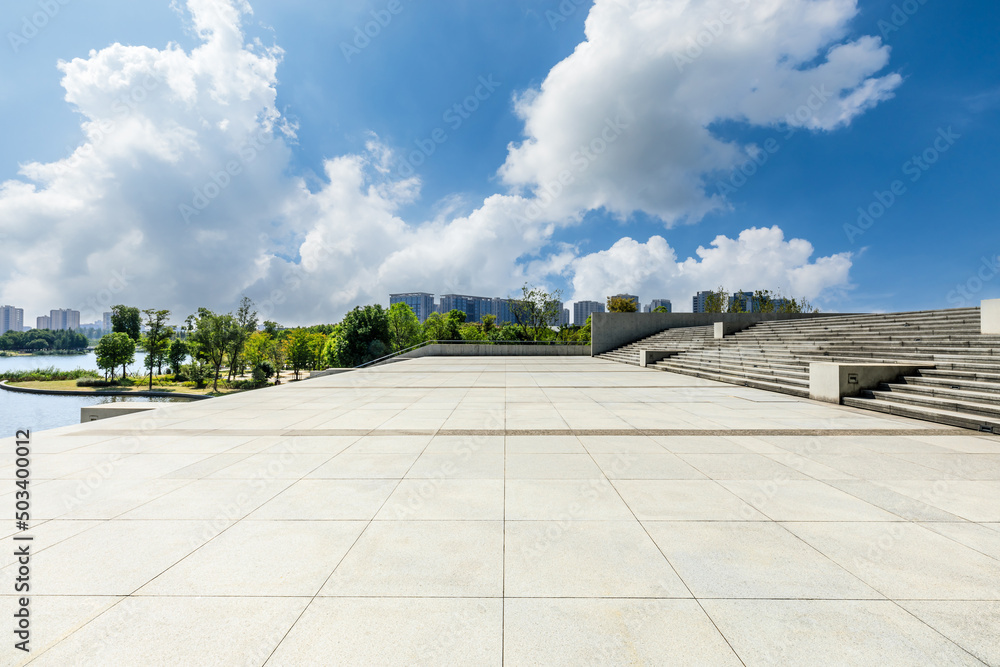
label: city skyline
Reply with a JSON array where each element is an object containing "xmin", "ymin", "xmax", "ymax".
[{"xmin": 0, "ymin": 1, "xmax": 997, "ymax": 326}]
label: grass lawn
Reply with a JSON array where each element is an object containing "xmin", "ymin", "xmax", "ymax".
[{"xmin": 7, "ymin": 379, "xmax": 240, "ymax": 396}]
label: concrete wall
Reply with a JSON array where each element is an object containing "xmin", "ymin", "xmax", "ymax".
[
  {"xmin": 308, "ymin": 368, "xmax": 353, "ymax": 379},
  {"xmin": 81, "ymin": 404, "xmax": 161, "ymax": 423},
  {"xmin": 984, "ymin": 299, "xmax": 1000, "ymax": 335},
  {"xmin": 590, "ymin": 312, "xmax": 842, "ymax": 355},
  {"xmin": 809, "ymin": 363, "xmax": 934, "ymax": 404},
  {"xmin": 395, "ymin": 344, "xmax": 591, "ymax": 361}
]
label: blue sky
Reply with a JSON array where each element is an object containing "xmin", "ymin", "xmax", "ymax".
[{"xmin": 1, "ymin": 0, "xmax": 997, "ymax": 325}]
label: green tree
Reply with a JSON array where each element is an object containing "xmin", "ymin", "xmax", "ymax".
[
  {"xmin": 607, "ymin": 296, "xmax": 638, "ymax": 313},
  {"xmin": 334, "ymin": 305, "xmax": 392, "ymax": 367},
  {"xmin": 446, "ymin": 309, "xmax": 467, "ymax": 325},
  {"xmin": 167, "ymin": 338, "xmax": 189, "ymax": 379},
  {"xmin": 653, "ymin": 306, "xmax": 670, "ymax": 313},
  {"xmin": 480, "ymin": 314, "xmax": 497, "ymax": 334},
  {"xmin": 189, "ymin": 308, "xmax": 238, "ymax": 392},
  {"xmin": 422, "ymin": 311, "xmax": 460, "ymax": 342},
  {"xmin": 263, "ymin": 320, "xmax": 280, "ymax": 337},
  {"xmin": 111, "ymin": 305, "xmax": 141, "ymax": 342},
  {"xmin": 510, "ymin": 284, "xmax": 563, "ymax": 340},
  {"xmin": 225, "ymin": 296, "xmax": 258, "ymax": 380},
  {"xmin": 95, "ymin": 332, "xmax": 136, "ymax": 381},
  {"xmin": 284, "ymin": 329, "xmax": 313, "ymax": 380},
  {"xmin": 387, "ymin": 302, "xmax": 422, "ymax": 352},
  {"xmin": 703, "ymin": 287, "xmax": 728, "ymax": 314},
  {"xmin": 140, "ymin": 309, "xmax": 172, "ymax": 390},
  {"xmin": 459, "ymin": 323, "xmax": 486, "ymax": 341},
  {"xmin": 487, "ymin": 323, "xmax": 529, "ymax": 342},
  {"xmin": 244, "ymin": 331, "xmax": 273, "ymax": 369},
  {"xmin": 320, "ymin": 326, "xmax": 341, "ymax": 368}
]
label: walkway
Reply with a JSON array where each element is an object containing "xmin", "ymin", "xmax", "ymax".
[{"xmin": 2, "ymin": 357, "xmax": 998, "ymax": 664}]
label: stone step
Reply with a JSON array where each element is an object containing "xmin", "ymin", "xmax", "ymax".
[
  {"xmin": 918, "ymin": 368, "xmax": 1000, "ymax": 383},
  {"xmin": 653, "ymin": 362, "xmax": 810, "ymax": 397},
  {"xmin": 842, "ymin": 395, "xmax": 1000, "ymax": 434},
  {"xmin": 880, "ymin": 381, "xmax": 1000, "ymax": 403},
  {"xmin": 897, "ymin": 376, "xmax": 1000, "ymax": 395},
  {"xmin": 655, "ymin": 359, "xmax": 809, "ymax": 388},
  {"xmin": 674, "ymin": 351, "xmax": 809, "ymax": 371},
  {"xmin": 862, "ymin": 388, "xmax": 1000, "ymax": 420}
]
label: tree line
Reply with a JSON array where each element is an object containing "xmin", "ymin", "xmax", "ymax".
[
  {"xmin": 0, "ymin": 329, "xmax": 89, "ymax": 352},
  {"xmin": 102, "ymin": 281, "xmax": 827, "ymax": 392}
]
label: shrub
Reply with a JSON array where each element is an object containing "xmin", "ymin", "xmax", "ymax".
[
  {"xmin": 76, "ymin": 378, "xmax": 116, "ymax": 388},
  {"xmin": 2, "ymin": 367, "xmax": 99, "ymax": 382}
]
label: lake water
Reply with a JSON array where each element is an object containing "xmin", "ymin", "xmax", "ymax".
[{"xmin": 0, "ymin": 351, "xmax": 188, "ymax": 435}]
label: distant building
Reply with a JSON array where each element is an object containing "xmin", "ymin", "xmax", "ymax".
[
  {"xmin": 491, "ymin": 298, "xmax": 515, "ymax": 325},
  {"xmin": 49, "ymin": 309, "xmax": 81, "ymax": 331},
  {"xmin": 558, "ymin": 308, "xmax": 570, "ymax": 326},
  {"xmin": 644, "ymin": 299, "xmax": 672, "ymax": 313},
  {"xmin": 728, "ymin": 291, "xmax": 756, "ymax": 313},
  {"xmin": 36, "ymin": 315, "xmax": 51, "ymax": 330},
  {"xmin": 0, "ymin": 305, "xmax": 24, "ymax": 334},
  {"xmin": 574, "ymin": 300, "xmax": 604, "ymax": 325},
  {"xmin": 607, "ymin": 294, "xmax": 639, "ymax": 310},
  {"xmin": 103, "ymin": 311, "xmax": 113, "ymax": 332},
  {"xmin": 440, "ymin": 294, "xmax": 493, "ymax": 323},
  {"xmin": 692, "ymin": 290, "xmax": 714, "ymax": 313},
  {"xmin": 389, "ymin": 292, "xmax": 436, "ymax": 323}
]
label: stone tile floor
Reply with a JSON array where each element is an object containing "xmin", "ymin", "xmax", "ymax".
[{"xmin": 1, "ymin": 356, "xmax": 999, "ymax": 665}]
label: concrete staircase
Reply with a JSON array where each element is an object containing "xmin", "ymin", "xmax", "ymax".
[
  {"xmin": 597, "ymin": 308, "xmax": 1000, "ymax": 433},
  {"xmin": 596, "ymin": 325, "xmax": 716, "ymax": 366}
]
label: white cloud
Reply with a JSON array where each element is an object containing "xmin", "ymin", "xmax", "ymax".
[
  {"xmin": 567, "ymin": 227, "xmax": 853, "ymax": 310},
  {"xmin": 0, "ymin": 0, "xmax": 888, "ymax": 325},
  {"xmin": 500, "ymin": 0, "xmax": 901, "ymax": 225}
]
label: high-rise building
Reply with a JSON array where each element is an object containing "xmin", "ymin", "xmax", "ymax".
[
  {"xmin": 389, "ymin": 293, "xmax": 436, "ymax": 323},
  {"xmin": 49, "ymin": 309, "xmax": 81, "ymax": 331},
  {"xmin": 37, "ymin": 315, "xmax": 51, "ymax": 330},
  {"xmin": 491, "ymin": 298, "xmax": 515, "ymax": 325},
  {"xmin": 558, "ymin": 308, "xmax": 570, "ymax": 326},
  {"xmin": 0, "ymin": 306, "xmax": 24, "ymax": 334},
  {"xmin": 728, "ymin": 291, "xmax": 756, "ymax": 313},
  {"xmin": 644, "ymin": 299, "xmax": 672, "ymax": 313},
  {"xmin": 607, "ymin": 294, "xmax": 639, "ymax": 310},
  {"xmin": 574, "ymin": 300, "xmax": 604, "ymax": 325},
  {"xmin": 103, "ymin": 311, "xmax": 113, "ymax": 332},
  {"xmin": 692, "ymin": 290, "xmax": 714, "ymax": 313},
  {"xmin": 439, "ymin": 294, "xmax": 493, "ymax": 323}
]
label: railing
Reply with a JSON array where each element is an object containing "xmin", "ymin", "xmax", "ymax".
[{"xmin": 353, "ymin": 339, "xmax": 588, "ymax": 370}]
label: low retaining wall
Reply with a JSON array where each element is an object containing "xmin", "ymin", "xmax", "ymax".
[
  {"xmin": 591, "ymin": 312, "xmax": 844, "ymax": 356},
  {"xmin": 809, "ymin": 363, "xmax": 935, "ymax": 404},
  {"xmin": 395, "ymin": 344, "xmax": 591, "ymax": 361},
  {"xmin": 638, "ymin": 350, "xmax": 681, "ymax": 368},
  {"xmin": 81, "ymin": 404, "xmax": 162, "ymax": 423},
  {"xmin": 308, "ymin": 369, "xmax": 353, "ymax": 379}
]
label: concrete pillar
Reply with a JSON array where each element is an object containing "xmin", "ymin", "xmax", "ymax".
[
  {"xmin": 714, "ymin": 322, "xmax": 725, "ymax": 339},
  {"xmin": 983, "ymin": 299, "xmax": 1000, "ymax": 335}
]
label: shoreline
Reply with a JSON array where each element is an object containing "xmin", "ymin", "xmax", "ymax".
[{"xmin": 0, "ymin": 380, "xmax": 210, "ymax": 400}]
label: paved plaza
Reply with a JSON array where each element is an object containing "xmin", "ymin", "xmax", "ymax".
[{"xmin": 2, "ymin": 356, "xmax": 1000, "ymax": 665}]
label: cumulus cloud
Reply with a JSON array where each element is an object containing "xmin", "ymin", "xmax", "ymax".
[
  {"xmin": 500, "ymin": 0, "xmax": 901, "ymax": 225},
  {"xmin": 567, "ymin": 227, "xmax": 853, "ymax": 311},
  {"xmin": 0, "ymin": 0, "xmax": 887, "ymax": 325},
  {"xmin": 0, "ymin": 0, "xmax": 294, "ymax": 323}
]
